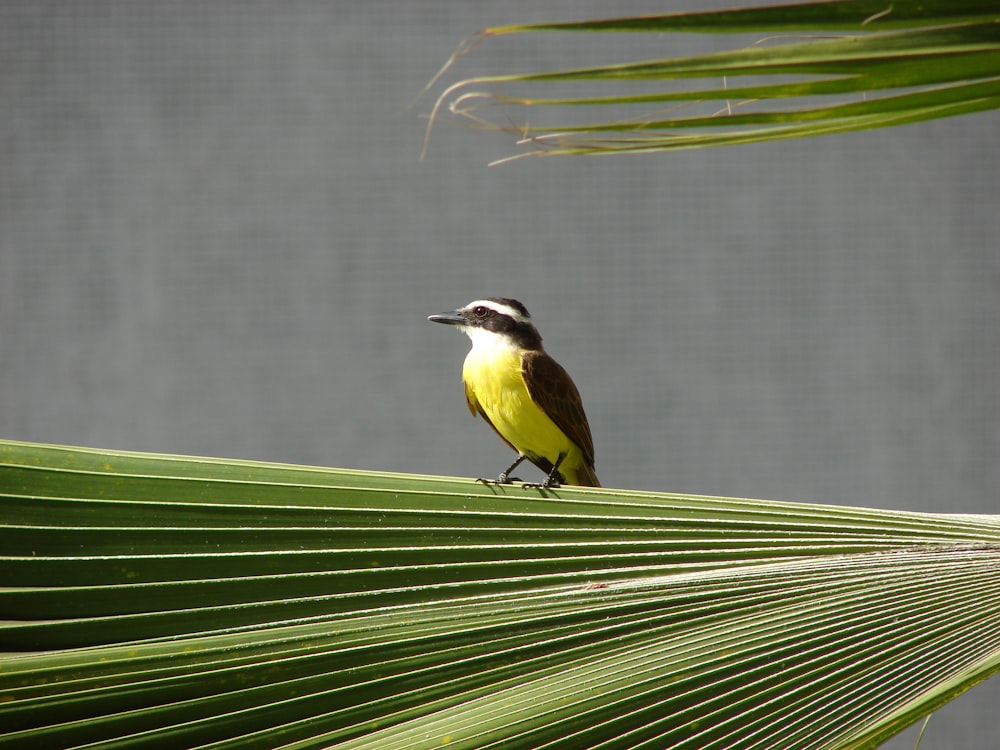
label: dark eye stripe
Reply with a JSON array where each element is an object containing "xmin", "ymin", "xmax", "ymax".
[{"xmin": 465, "ymin": 300, "xmax": 531, "ymax": 325}]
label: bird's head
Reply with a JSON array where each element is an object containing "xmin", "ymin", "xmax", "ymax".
[{"xmin": 428, "ymin": 297, "xmax": 543, "ymax": 351}]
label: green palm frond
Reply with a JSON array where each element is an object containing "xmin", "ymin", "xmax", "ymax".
[
  {"xmin": 422, "ymin": 0, "xmax": 1000, "ymax": 161},
  {"xmin": 3, "ymin": 439, "xmax": 1000, "ymax": 748}
]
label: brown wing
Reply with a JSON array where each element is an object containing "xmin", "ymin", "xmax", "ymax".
[{"xmin": 522, "ymin": 351, "xmax": 596, "ymax": 466}]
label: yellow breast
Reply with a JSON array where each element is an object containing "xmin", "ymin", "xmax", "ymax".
[{"xmin": 462, "ymin": 344, "xmax": 577, "ymax": 468}]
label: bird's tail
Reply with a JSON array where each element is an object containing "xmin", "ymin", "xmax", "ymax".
[{"xmin": 569, "ymin": 463, "xmax": 601, "ymax": 487}]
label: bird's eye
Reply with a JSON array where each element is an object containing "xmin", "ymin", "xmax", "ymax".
[{"xmin": 473, "ymin": 306, "xmax": 488, "ymax": 317}]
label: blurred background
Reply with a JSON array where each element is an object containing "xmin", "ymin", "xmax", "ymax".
[{"xmin": 1, "ymin": 2, "xmax": 997, "ymax": 745}]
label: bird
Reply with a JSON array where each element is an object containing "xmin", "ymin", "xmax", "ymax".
[{"xmin": 428, "ymin": 297, "xmax": 599, "ymax": 488}]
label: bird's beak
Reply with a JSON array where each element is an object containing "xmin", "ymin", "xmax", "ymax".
[{"xmin": 427, "ymin": 310, "xmax": 466, "ymax": 326}]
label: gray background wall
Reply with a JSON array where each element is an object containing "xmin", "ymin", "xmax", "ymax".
[{"xmin": 1, "ymin": 2, "xmax": 997, "ymax": 746}]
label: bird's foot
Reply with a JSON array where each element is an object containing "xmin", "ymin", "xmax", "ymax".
[
  {"xmin": 478, "ymin": 455, "xmax": 529, "ymax": 486},
  {"xmin": 476, "ymin": 474, "xmax": 521, "ymax": 486},
  {"xmin": 523, "ymin": 454, "xmax": 566, "ymax": 489},
  {"xmin": 475, "ymin": 455, "xmax": 566, "ymax": 489},
  {"xmin": 522, "ymin": 476, "xmax": 561, "ymax": 490}
]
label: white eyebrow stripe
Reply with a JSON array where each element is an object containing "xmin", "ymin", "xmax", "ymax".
[{"xmin": 465, "ymin": 299, "xmax": 531, "ymax": 323}]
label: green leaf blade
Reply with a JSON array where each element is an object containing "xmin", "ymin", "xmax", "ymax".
[
  {"xmin": 424, "ymin": 4, "xmax": 1000, "ymax": 159},
  {"xmin": 3, "ymin": 440, "xmax": 1000, "ymax": 748}
]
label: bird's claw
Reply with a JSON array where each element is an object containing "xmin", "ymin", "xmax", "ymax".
[
  {"xmin": 476, "ymin": 475, "xmax": 522, "ymax": 485},
  {"xmin": 522, "ymin": 478, "xmax": 561, "ymax": 490}
]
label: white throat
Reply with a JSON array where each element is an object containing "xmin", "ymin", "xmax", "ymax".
[{"xmin": 462, "ymin": 325, "xmax": 522, "ymax": 357}]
